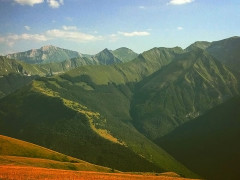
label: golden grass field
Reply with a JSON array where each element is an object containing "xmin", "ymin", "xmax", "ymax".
[
  {"xmin": 0, "ymin": 135, "xmax": 199, "ymax": 180},
  {"xmin": 0, "ymin": 165, "xmax": 197, "ymax": 180}
]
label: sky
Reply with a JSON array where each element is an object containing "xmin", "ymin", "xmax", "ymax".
[{"xmin": 0, "ymin": 0, "xmax": 239, "ymax": 55}]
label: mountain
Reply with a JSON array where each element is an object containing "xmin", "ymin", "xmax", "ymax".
[
  {"xmin": 0, "ymin": 56, "xmax": 48, "ymax": 98},
  {"xmin": 111, "ymin": 47, "xmax": 138, "ymax": 62},
  {"xmin": 0, "ymin": 47, "xmax": 198, "ymax": 178},
  {"xmin": 7, "ymin": 45, "xmax": 82, "ymax": 64},
  {"xmin": 156, "ymin": 96, "xmax": 240, "ymax": 180},
  {"xmin": 0, "ymin": 47, "xmax": 137, "ymax": 99},
  {"xmin": 185, "ymin": 41, "xmax": 211, "ymax": 51},
  {"xmin": 206, "ymin": 36, "xmax": 240, "ymax": 72},
  {"xmin": 131, "ymin": 48, "xmax": 239, "ymax": 139},
  {"xmin": 0, "ymin": 56, "xmax": 48, "ymax": 76},
  {"xmin": 92, "ymin": 48, "xmax": 122, "ymax": 65},
  {"xmin": 6, "ymin": 46, "xmax": 138, "ymax": 66},
  {"xmin": 186, "ymin": 37, "xmax": 240, "ymax": 72},
  {"xmin": 0, "ymin": 134, "xmax": 112, "ymax": 172}
]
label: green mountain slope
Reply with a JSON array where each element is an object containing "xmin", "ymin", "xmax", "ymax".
[
  {"xmin": 206, "ymin": 36, "xmax": 240, "ymax": 72},
  {"xmin": 157, "ymin": 96, "xmax": 240, "ymax": 180},
  {"xmin": 0, "ymin": 56, "xmax": 47, "ymax": 76},
  {"xmin": 186, "ymin": 37, "xmax": 240, "ymax": 72},
  {"xmin": 6, "ymin": 45, "xmax": 82, "ymax": 64},
  {"xmin": 111, "ymin": 47, "xmax": 138, "ymax": 62},
  {"xmin": 0, "ymin": 134, "xmax": 113, "ymax": 172},
  {"xmin": 92, "ymin": 48, "xmax": 122, "ymax": 65},
  {"xmin": 0, "ymin": 80, "xmax": 198, "ymax": 177},
  {"xmin": 0, "ymin": 56, "xmax": 48, "ymax": 98},
  {"xmin": 185, "ymin": 41, "xmax": 211, "ymax": 51},
  {"xmin": 0, "ymin": 82, "xmax": 164, "ymax": 172},
  {"xmin": 131, "ymin": 49, "xmax": 239, "ymax": 139}
]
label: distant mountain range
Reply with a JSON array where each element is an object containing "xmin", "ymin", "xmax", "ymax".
[
  {"xmin": 0, "ymin": 36, "xmax": 240, "ymax": 179},
  {"xmin": 6, "ymin": 45, "xmax": 138, "ymax": 65},
  {"xmin": 0, "ymin": 47, "xmax": 138, "ymax": 98},
  {"xmin": 6, "ymin": 45, "xmax": 83, "ymax": 64}
]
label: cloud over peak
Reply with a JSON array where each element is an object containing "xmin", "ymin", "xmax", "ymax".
[{"xmin": 169, "ymin": 0, "xmax": 194, "ymax": 5}]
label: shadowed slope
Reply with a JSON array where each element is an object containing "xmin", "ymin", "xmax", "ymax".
[{"xmin": 157, "ymin": 96, "xmax": 240, "ymax": 180}]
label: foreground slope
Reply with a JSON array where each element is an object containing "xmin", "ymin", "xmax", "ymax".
[
  {"xmin": 0, "ymin": 82, "xmax": 165, "ymax": 173},
  {"xmin": 0, "ymin": 166, "xmax": 197, "ymax": 180},
  {"xmin": 0, "ymin": 135, "xmax": 112, "ymax": 172},
  {"xmin": 157, "ymin": 96, "xmax": 240, "ymax": 180}
]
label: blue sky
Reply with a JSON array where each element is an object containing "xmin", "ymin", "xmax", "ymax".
[{"xmin": 0, "ymin": 0, "xmax": 239, "ymax": 55}]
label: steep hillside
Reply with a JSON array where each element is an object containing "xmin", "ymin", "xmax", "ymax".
[
  {"xmin": 0, "ymin": 56, "xmax": 47, "ymax": 76},
  {"xmin": 7, "ymin": 45, "xmax": 82, "ymax": 64},
  {"xmin": 206, "ymin": 36, "xmax": 240, "ymax": 72},
  {"xmin": 131, "ymin": 49, "xmax": 239, "ymax": 139},
  {"xmin": 185, "ymin": 41, "xmax": 211, "ymax": 51},
  {"xmin": 61, "ymin": 47, "xmax": 184, "ymax": 85},
  {"xmin": 92, "ymin": 48, "xmax": 122, "ymax": 65},
  {"xmin": 38, "ymin": 57, "xmax": 96, "ymax": 75},
  {"xmin": 112, "ymin": 47, "xmax": 138, "ymax": 62},
  {"xmin": 0, "ymin": 135, "xmax": 112, "ymax": 172},
  {"xmin": 0, "ymin": 56, "xmax": 47, "ymax": 98},
  {"xmin": 0, "ymin": 81, "xmax": 166, "ymax": 173},
  {"xmin": 157, "ymin": 96, "xmax": 240, "ymax": 180}
]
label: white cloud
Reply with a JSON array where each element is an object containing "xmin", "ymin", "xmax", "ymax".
[
  {"xmin": 46, "ymin": 29, "xmax": 103, "ymax": 42},
  {"xmin": 0, "ymin": 27, "xmax": 103, "ymax": 47},
  {"xmin": 24, "ymin": 26, "xmax": 31, "ymax": 31},
  {"xmin": 14, "ymin": 0, "xmax": 44, "ymax": 6},
  {"xmin": 177, "ymin": 26, "xmax": 183, "ymax": 30},
  {"xmin": 62, "ymin": 25, "xmax": 78, "ymax": 31},
  {"xmin": 118, "ymin": 31, "xmax": 150, "ymax": 37},
  {"xmin": 168, "ymin": 0, "xmax": 194, "ymax": 5},
  {"xmin": 0, "ymin": 33, "xmax": 48, "ymax": 47},
  {"xmin": 139, "ymin": 6, "xmax": 145, "ymax": 9},
  {"xmin": 47, "ymin": 0, "xmax": 64, "ymax": 8}
]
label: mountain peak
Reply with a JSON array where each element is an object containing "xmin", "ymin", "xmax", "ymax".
[
  {"xmin": 7, "ymin": 45, "xmax": 82, "ymax": 64},
  {"xmin": 40, "ymin": 45, "xmax": 57, "ymax": 51}
]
